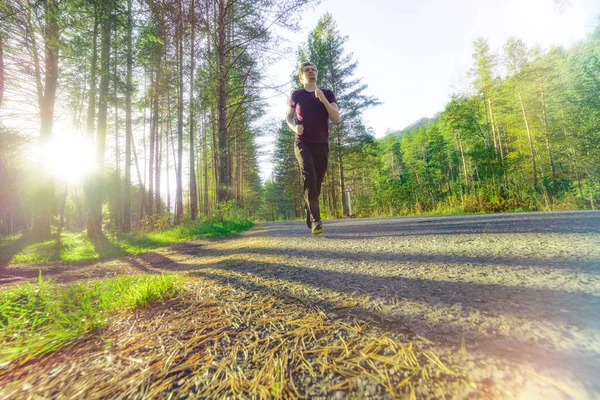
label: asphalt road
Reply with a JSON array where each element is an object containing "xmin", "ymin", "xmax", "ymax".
[
  {"xmin": 248, "ymin": 211, "xmax": 600, "ymax": 398},
  {"xmin": 2, "ymin": 210, "xmax": 598, "ymax": 398}
]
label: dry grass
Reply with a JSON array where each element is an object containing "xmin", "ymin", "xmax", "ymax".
[{"xmin": 0, "ymin": 276, "xmax": 472, "ymax": 399}]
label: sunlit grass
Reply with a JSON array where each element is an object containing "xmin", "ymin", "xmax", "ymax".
[
  {"xmin": 117, "ymin": 217, "xmax": 253, "ymax": 253},
  {"xmin": 11, "ymin": 233, "xmax": 99, "ymax": 264},
  {"xmin": 8, "ymin": 217, "xmax": 254, "ymax": 265},
  {"xmin": 0, "ymin": 234, "xmax": 21, "ymax": 247},
  {"xmin": 0, "ymin": 272, "xmax": 183, "ymax": 365}
]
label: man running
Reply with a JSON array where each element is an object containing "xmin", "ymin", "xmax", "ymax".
[{"xmin": 286, "ymin": 62, "xmax": 340, "ymax": 234}]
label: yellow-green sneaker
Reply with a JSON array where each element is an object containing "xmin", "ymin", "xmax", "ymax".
[{"xmin": 311, "ymin": 221, "xmax": 324, "ymax": 235}]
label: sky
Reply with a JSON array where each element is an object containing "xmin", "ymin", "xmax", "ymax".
[{"xmin": 256, "ymin": 0, "xmax": 600, "ymax": 180}]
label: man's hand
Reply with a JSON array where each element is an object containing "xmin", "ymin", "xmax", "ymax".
[
  {"xmin": 314, "ymin": 88, "xmax": 340, "ymax": 123},
  {"xmin": 296, "ymin": 124, "xmax": 304, "ymax": 135},
  {"xmin": 315, "ymin": 88, "xmax": 326, "ymax": 102}
]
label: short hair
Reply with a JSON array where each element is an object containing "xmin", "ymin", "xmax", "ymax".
[{"xmin": 298, "ymin": 62, "xmax": 317, "ymax": 82}]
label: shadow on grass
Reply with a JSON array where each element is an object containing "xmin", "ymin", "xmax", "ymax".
[
  {"xmin": 0, "ymin": 234, "xmax": 36, "ymax": 268},
  {"xmin": 90, "ymin": 234, "xmax": 130, "ymax": 259}
]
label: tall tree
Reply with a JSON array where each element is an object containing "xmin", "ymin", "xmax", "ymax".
[
  {"xmin": 298, "ymin": 13, "xmax": 380, "ymax": 216},
  {"xmin": 175, "ymin": 0, "xmax": 184, "ymax": 221},
  {"xmin": 147, "ymin": 6, "xmax": 164, "ymax": 217},
  {"xmin": 215, "ymin": 0, "xmax": 229, "ymax": 203},
  {"xmin": 271, "ymin": 121, "xmax": 302, "ymax": 218},
  {"xmin": 504, "ymin": 37, "xmax": 537, "ymax": 188},
  {"xmin": 199, "ymin": 0, "xmax": 314, "ymax": 204},
  {"xmin": 88, "ymin": 0, "xmax": 112, "ymax": 238},
  {"xmin": 188, "ymin": 0, "xmax": 198, "ymax": 220},
  {"xmin": 0, "ymin": 32, "xmax": 5, "ymax": 108},
  {"xmin": 123, "ymin": 0, "xmax": 133, "ymax": 231},
  {"xmin": 470, "ymin": 38, "xmax": 499, "ymax": 156},
  {"xmin": 531, "ymin": 46, "xmax": 557, "ymax": 182},
  {"xmin": 32, "ymin": 0, "xmax": 60, "ymax": 239}
]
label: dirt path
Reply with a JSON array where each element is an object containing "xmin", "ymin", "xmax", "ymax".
[{"xmin": 1, "ymin": 211, "xmax": 599, "ymax": 399}]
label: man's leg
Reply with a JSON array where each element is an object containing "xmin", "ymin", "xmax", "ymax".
[
  {"xmin": 294, "ymin": 140, "xmax": 320, "ymax": 224},
  {"xmin": 310, "ymin": 143, "xmax": 329, "ymax": 202}
]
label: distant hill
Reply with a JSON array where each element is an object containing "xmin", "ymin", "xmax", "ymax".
[{"xmin": 388, "ymin": 113, "xmax": 440, "ymax": 140}]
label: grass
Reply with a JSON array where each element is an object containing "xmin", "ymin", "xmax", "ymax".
[
  {"xmin": 117, "ymin": 216, "xmax": 254, "ymax": 254},
  {"xmin": 10, "ymin": 233, "xmax": 99, "ymax": 264},
  {"xmin": 8, "ymin": 217, "xmax": 254, "ymax": 265},
  {"xmin": 0, "ymin": 272, "xmax": 183, "ymax": 366}
]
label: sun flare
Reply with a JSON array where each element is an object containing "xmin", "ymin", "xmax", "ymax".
[{"xmin": 39, "ymin": 134, "xmax": 97, "ymax": 182}]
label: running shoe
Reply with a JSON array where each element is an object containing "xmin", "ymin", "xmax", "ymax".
[{"xmin": 311, "ymin": 220, "xmax": 324, "ymax": 235}]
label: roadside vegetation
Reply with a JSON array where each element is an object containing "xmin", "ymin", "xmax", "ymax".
[
  {"xmin": 0, "ymin": 273, "xmax": 183, "ymax": 366},
  {"xmin": 0, "ymin": 214, "xmax": 251, "ymax": 368},
  {"xmin": 2, "ymin": 216, "xmax": 253, "ymax": 265}
]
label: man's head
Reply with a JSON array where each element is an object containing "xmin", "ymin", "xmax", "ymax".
[{"xmin": 298, "ymin": 62, "xmax": 317, "ymax": 84}]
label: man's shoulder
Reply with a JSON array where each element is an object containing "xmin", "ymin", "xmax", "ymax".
[{"xmin": 322, "ymin": 88, "xmax": 336, "ymax": 99}]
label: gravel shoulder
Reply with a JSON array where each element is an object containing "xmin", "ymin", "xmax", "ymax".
[{"xmin": 1, "ymin": 211, "xmax": 599, "ymax": 399}]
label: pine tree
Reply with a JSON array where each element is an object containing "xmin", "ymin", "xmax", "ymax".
[{"xmin": 298, "ymin": 13, "xmax": 380, "ymax": 216}]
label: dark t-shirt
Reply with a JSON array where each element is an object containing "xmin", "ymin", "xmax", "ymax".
[{"xmin": 288, "ymin": 88, "xmax": 337, "ymax": 143}]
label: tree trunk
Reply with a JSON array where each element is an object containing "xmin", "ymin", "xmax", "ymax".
[
  {"xmin": 0, "ymin": 33, "xmax": 5, "ymax": 107},
  {"xmin": 57, "ymin": 183, "xmax": 68, "ymax": 240},
  {"xmin": 74, "ymin": 187, "xmax": 85, "ymax": 231},
  {"xmin": 166, "ymin": 121, "xmax": 171, "ymax": 217},
  {"xmin": 88, "ymin": 2, "xmax": 111, "ymax": 238},
  {"xmin": 168, "ymin": 81, "xmax": 178, "ymax": 218},
  {"xmin": 203, "ymin": 113, "xmax": 209, "ymax": 215},
  {"xmin": 140, "ymin": 69, "xmax": 148, "ymax": 219},
  {"xmin": 539, "ymin": 77, "xmax": 556, "ymax": 181},
  {"xmin": 517, "ymin": 88, "xmax": 537, "ymax": 187},
  {"xmin": 113, "ymin": 23, "xmax": 121, "ymax": 230},
  {"xmin": 336, "ymin": 131, "xmax": 348, "ymax": 217},
  {"xmin": 148, "ymin": 12, "xmax": 164, "ymax": 217},
  {"xmin": 216, "ymin": 0, "xmax": 230, "ymax": 203},
  {"xmin": 189, "ymin": 0, "xmax": 198, "ymax": 220},
  {"xmin": 175, "ymin": 0, "xmax": 184, "ymax": 221},
  {"xmin": 132, "ymin": 136, "xmax": 146, "ymax": 226},
  {"xmin": 148, "ymin": 66, "xmax": 157, "ymax": 216},
  {"xmin": 329, "ymin": 172, "xmax": 337, "ymax": 217},
  {"xmin": 499, "ymin": 124, "xmax": 507, "ymax": 158},
  {"xmin": 212, "ymin": 111, "xmax": 219, "ymax": 203},
  {"xmin": 237, "ymin": 129, "xmax": 242, "ymax": 204},
  {"xmin": 83, "ymin": 8, "xmax": 99, "ymax": 234},
  {"xmin": 155, "ymin": 122, "xmax": 162, "ymax": 215},
  {"xmin": 123, "ymin": 0, "xmax": 133, "ymax": 231},
  {"xmin": 488, "ymin": 98, "xmax": 500, "ymax": 160},
  {"xmin": 33, "ymin": 0, "xmax": 60, "ymax": 240},
  {"xmin": 457, "ymin": 130, "xmax": 469, "ymax": 188},
  {"xmin": 561, "ymin": 108, "xmax": 582, "ymax": 197}
]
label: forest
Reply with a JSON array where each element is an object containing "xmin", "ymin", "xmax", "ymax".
[
  {"xmin": 0, "ymin": 0, "xmax": 599, "ymax": 242},
  {"xmin": 264, "ymin": 16, "xmax": 600, "ymax": 220}
]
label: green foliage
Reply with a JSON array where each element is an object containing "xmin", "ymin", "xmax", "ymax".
[
  {"xmin": 279, "ymin": 13, "xmax": 381, "ymax": 218},
  {"xmin": 263, "ymin": 122, "xmax": 302, "ymax": 221},
  {"xmin": 0, "ymin": 273, "xmax": 183, "ymax": 365},
  {"xmin": 264, "ymin": 24, "xmax": 600, "ymax": 220}
]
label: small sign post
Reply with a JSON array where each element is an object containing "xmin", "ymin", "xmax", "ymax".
[{"xmin": 344, "ymin": 184, "xmax": 353, "ymax": 216}]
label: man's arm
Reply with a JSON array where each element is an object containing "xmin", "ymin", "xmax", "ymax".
[
  {"xmin": 315, "ymin": 88, "xmax": 341, "ymax": 124},
  {"xmin": 286, "ymin": 107, "xmax": 304, "ymax": 135}
]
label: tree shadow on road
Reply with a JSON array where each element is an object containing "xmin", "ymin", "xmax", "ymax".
[
  {"xmin": 185, "ymin": 264, "xmax": 600, "ymax": 394},
  {"xmin": 261, "ymin": 211, "xmax": 600, "ymax": 238}
]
